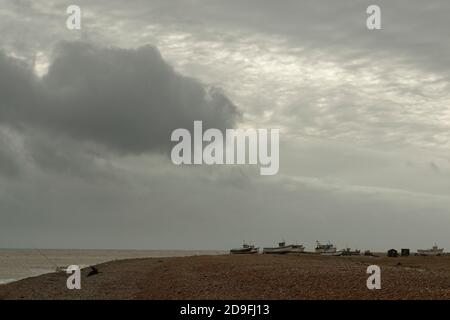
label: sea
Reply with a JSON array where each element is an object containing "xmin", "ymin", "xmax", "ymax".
[{"xmin": 0, "ymin": 249, "xmax": 225, "ymax": 285}]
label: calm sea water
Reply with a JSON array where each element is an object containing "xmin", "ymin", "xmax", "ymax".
[{"xmin": 0, "ymin": 249, "xmax": 225, "ymax": 284}]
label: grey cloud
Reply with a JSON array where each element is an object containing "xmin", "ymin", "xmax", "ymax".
[
  {"xmin": 7, "ymin": 0, "xmax": 450, "ymax": 78},
  {"xmin": 0, "ymin": 41, "xmax": 239, "ymax": 155},
  {"xmin": 74, "ymin": 0, "xmax": 450, "ymax": 78},
  {"xmin": 430, "ymin": 161, "xmax": 440, "ymax": 173},
  {"xmin": 0, "ymin": 135, "xmax": 20, "ymax": 177},
  {"xmin": 0, "ymin": 52, "xmax": 36, "ymax": 120},
  {"xmin": 2, "ymin": 158, "xmax": 450, "ymax": 250}
]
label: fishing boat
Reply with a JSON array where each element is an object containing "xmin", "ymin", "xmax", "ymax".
[
  {"xmin": 315, "ymin": 241, "xmax": 341, "ymax": 255},
  {"xmin": 417, "ymin": 243, "xmax": 444, "ymax": 256},
  {"xmin": 341, "ymin": 248, "xmax": 361, "ymax": 256},
  {"xmin": 230, "ymin": 243, "xmax": 259, "ymax": 254},
  {"xmin": 315, "ymin": 241, "xmax": 336, "ymax": 253},
  {"xmin": 321, "ymin": 251, "xmax": 343, "ymax": 256},
  {"xmin": 289, "ymin": 244, "xmax": 306, "ymax": 253},
  {"xmin": 263, "ymin": 242, "xmax": 305, "ymax": 254}
]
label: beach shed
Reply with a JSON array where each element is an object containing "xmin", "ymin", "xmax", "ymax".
[
  {"xmin": 401, "ymin": 249, "xmax": 410, "ymax": 256},
  {"xmin": 387, "ymin": 249, "xmax": 398, "ymax": 257}
]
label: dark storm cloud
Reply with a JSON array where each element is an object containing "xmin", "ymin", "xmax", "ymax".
[
  {"xmin": 0, "ymin": 52, "xmax": 36, "ymax": 120},
  {"xmin": 0, "ymin": 136, "xmax": 20, "ymax": 177},
  {"xmin": 0, "ymin": 41, "xmax": 239, "ymax": 155}
]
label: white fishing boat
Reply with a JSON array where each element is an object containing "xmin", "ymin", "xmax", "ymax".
[
  {"xmin": 315, "ymin": 241, "xmax": 341, "ymax": 255},
  {"xmin": 230, "ymin": 243, "xmax": 259, "ymax": 254},
  {"xmin": 263, "ymin": 242, "xmax": 305, "ymax": 254},
  {"xmin": 321, "ymin": 251, "xmax": 343, "ymax": 256},
  {"xmin": 417, "ymin": 244, "xmax": 444, "ymax": 256},
  {"xmin": 289, "ymin": 244, "xmax": 306, "ymax": 253}
]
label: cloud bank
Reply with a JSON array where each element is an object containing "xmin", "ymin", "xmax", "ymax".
[{"xmin": 0, "ymin": 41, "xmax": 238, "ymax": 158}]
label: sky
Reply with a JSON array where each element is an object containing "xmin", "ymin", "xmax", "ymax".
[{"xmin": 1, "ymin": 0, "xmax": 450, "ymax": 251}]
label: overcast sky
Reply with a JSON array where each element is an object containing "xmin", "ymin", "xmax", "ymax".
[{"xmin": 1, "ymin": 0, "xmax": 450, "ymax": 251}]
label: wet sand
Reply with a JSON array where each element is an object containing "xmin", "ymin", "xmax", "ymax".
[{"xmin": 1, "ymin": 254, "xmax": 450, "ymax": 299}]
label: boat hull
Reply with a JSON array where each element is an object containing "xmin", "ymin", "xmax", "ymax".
[
  {"xmin": 263, "ymin": 245, "xmax": 305, "ymax": 254},
  {"xmin": 417, "ymin": 249, "xmax": 444, "ymax": 256},
  {"xmin": 321, "ymin": 251, "xmax": 342, "ymax": 256},
  {"xmin": 230, "ymin": 248, "xmax": 259, "ymax": 254}
]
